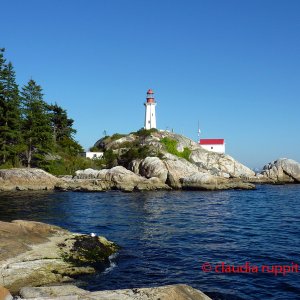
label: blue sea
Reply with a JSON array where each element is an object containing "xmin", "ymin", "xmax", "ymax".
[{"xmin": 0, "ymin": 185, "xmax": 299, "ymax": 300}]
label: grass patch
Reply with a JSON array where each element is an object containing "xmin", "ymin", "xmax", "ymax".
[
  {"xmin": 133, "ymin": 128, "xmax": 158, "ymax": 137},
  {"xmin": 110, "ymin": 133, "xmax": 126, "ymax": 141},
  {"xmin": 161, "ymin": 137, "xmax": 191, "ymax": 161}
]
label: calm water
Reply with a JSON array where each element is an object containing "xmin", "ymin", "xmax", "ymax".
[{"xmin": 0, "ymin": 185, "xmax": 300, "ymax": 300}]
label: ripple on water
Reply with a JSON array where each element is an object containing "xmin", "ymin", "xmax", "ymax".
[{"xmin": 0, "ymin": 185, "xmax": 300, "ymax": 300}]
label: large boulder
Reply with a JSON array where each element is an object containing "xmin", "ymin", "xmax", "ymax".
[
  {"xmin": 0, "ymin": 168, "xmax": 59, "ymax": 191},
  {"xmin": 134, "ymin": 155, "xmax": 255, "ymax": 190},
  {"xmin": 261, "ymin": 158, "xmax": 300, "ymax": 183},
  {"xmin": 55, "ymin": 178, "xmax": 114, "ymax": 192},
  {"xmin": 131, "ymin": 157, "xmax": 169, "ymax": 183},
  {"xmin": 0, "ymin": 220, "xmax": 118, "ymax": 293},
  {"xmin": 190, "ymin": 149, "xmax": 255, "ymax": 178},
  {"xmin": 163, "ymin": 153, "xmax": 200, "ymax": 188},
  {"xmin": 181, "ymin": 173, "xmax": 255, "ymax": 190},
  {"xmin": 73, "ymin": 166, "xmax": 170, "ymax": 192},
  {"xmin": 19, "ymin": 284, "xmax": 212, "ymax": 300}
]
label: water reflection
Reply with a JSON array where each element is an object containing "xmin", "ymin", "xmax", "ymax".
[{"xmin": 0, "ymin": 185, "xmax": 300, "ymax": 299}]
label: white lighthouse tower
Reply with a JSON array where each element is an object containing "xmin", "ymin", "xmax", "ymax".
[{"xmin": 144, "ymin": 89, "xmax": 157, "ymax": 129}]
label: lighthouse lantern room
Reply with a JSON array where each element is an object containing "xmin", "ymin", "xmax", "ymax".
[{"xmin": 144, "ymin": 89, "xmax": 157, "ymax": 129}]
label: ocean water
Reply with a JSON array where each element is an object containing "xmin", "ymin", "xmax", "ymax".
[{"xmin": 0, "ymin": 185, "xmax": 299, "ymax": 300}]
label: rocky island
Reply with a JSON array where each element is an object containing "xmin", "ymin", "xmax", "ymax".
[{"xmin": 0, "ymin": 130, "xmax": 299, "ymax": 192}]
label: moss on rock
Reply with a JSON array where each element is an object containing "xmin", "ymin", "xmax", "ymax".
[{"xmin": 60, "ymin": 235, "xmax": 119, "ymax": 271}]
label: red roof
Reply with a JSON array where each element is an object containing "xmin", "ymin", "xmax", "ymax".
[
  {"xmin": 199, "ymin": 139, "xmax": 224, "ymax": 145},
  {"xmin": 147, "ymin": 89, "xmax": 154, "ymax": 94}
]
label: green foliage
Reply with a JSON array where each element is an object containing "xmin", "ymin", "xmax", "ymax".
[
  {"xmin": 117, "ymin": 140, "xmax": 140, "ymax": 149},
  {"xmin": 0, "ymin": 50, "xmax": 22, "ymax": 165},
  {"xmin": 119, "ymin": 145, "xmax": 153, "ymax": 167},
  {"xmin": 0, "ymin": 49, "xmax": 85, "ymax": 172},
  {"xmin": 161, "ymin": 137, "xmax": 191, "ymax": 161},
  {"xmin": 110, "ymin": 133, "xmax": 126, "ymax": 141},
  {"xmin": 48, "ymin": 103, "xmax": 77, "ymax": 143},
  {"xmin": 95, "ymin": 133, "xmax": 126, "ymax": 151},
  {"xmin": 134, "ymin": 128, "xmax": 158, "ymax": 137},
  {"xmin": 0, "ymin": 161, "xmax": 14, "ymax": 169},
  {"xmin": 44, "ymin": 155, "xmax": 107, "ymax": 176},
  {"xmin": 21, "ymin": 79, "xmax": 54, "ymax": 167},
  {"xmin": 89, "ymin": 146, "xmax": 99, "ymax": 152},
  {"xmin": 103, "ymin": 149, "xmax": 118, "ymax": 168}
]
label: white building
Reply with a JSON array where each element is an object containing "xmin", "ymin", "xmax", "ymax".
[
  {"xmin": 81, "ymin": 152, "xmax": 104, "ymax": 159},
  {"xmin": 144, "ymin": 89, "xmax": 157, "ymax": 129},
  {"xmin": 199, "ymin": 139, "xmax": 225, "ymax": 154}
]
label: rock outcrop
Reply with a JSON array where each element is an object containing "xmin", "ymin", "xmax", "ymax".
[
  {"xmin": 138, "ymin": 156, "xmax": 169, "ymax": 183},
  {"xmin": 261, "ymin": 158, "xmax": 300, "ymax": 183},
  {"xmin": 0, "ymin": 220, "xmax": 118, "ymax": 293},
  {"xmin": 95, "ymin": 130, "xmax": 255, "ymax": 180},
  {"xmin": 19, "ymin": 284, "xmax": 212, "ymax": 300},
  {"xmin": 0, "ymin": 168, "xmax": 59, "ymax": 191},
  {"xmin": 63, "ymin": 166, "xmax": 170, "ymax": 192},
  {"xmin": 129, "ymin": 154, "xmax": 255, "ymax": 190},
  {"xmin": 181, "ymin": 173, "xmax": 255, "ymax": 190},
  {"xmin": 163, "ymin": 153, "xmax": 201, "ymax": 188},
  {"xmin": 190, "ymin": 149, "xmax": 255, "ymax": 178}
]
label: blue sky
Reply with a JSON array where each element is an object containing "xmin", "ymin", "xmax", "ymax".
[{"xmin": 1, "ymin": 0, "xmax": 299, "ymax": 168}]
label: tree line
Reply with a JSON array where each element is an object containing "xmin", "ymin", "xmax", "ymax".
[{"xmin": 0, "ymin": 48, "xmax": 83, "ymax": 171}]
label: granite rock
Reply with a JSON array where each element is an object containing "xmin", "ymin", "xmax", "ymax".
[
  {"xmin": 261, "ymin": 158, "xmax": 300, "ymax": 183},
  {"xmin": 0, "ymin": 220, "xmax": 118, "ymax": 293},
  {"xmin": 0, "ymin": 168, "xmax": 59, "ymax": 191},
  {"xmin": 19, "ymin": 284, "xmax": 212, "ymax": 300}
]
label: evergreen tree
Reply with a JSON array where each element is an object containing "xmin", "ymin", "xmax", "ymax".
[
  {"xmin": 0, "ymin": 49, "xmax": 22, "ymax": 166},
  {"xmin": 21, "ymin": 79, "xmax": 53, "ymax": 167},
  {"xmin": 48, "ymin": 103, "xmax": 83, "ymax": 155}
]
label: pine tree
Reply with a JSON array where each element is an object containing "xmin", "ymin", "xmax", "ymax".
[
  {"xmin": 48, "ymin": 103, "xmax": 82, "ymax": 155},
  {"xmin": 0, "ymin": 49, "xmax": 22, "ymax": 166},
  {"xmin": 21, "ymin": 79, "xmax": 53, "ymax": 167}
]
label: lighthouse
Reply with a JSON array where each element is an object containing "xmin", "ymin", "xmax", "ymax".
[{"xmin": 144, "ymin": 89, "xmax": 157, "ymax": 129}]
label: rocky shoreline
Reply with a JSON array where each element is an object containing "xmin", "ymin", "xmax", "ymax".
[
  {"xmin": 1, "ymin": 157, "xmax": 300, "ymax": 193},
  {"xmin": 1, "ymin": 131, "xmax": 299, "ymax": 192},
  {"xmin": 0, "ymin": 220, "xmax": 118, "ymax": 293},
  {"xmin": 0, "ymin": 220, "xmax": 211, "ymax": 300}
]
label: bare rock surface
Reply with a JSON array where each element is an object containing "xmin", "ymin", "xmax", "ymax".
[
  {"xmin": 181, "ymin": 173, "xmax": 255, "ymax": 190},
  {"xmin": 130, "ymin": 157, "xmax": 169, "ymax": 182},
  {"xmin": 19, "ymin": 284, "xmax": 212, "ymax": 300},
  {"xmin": 130, "ymin": 154, "xmax": 255, "ymax": 190},
  {"xmin": 71, "ymin": 166, "xmax": 170, "ymax": 192},
  {"xmin": 139, "ymin": 156, "xmax": 169, "ymax": 182},
  {"xmin": 190, "ymin": 149, "xmax": 255, "ymax": 178},
  {"xmin": 261, "ymin": 158, "xmax": 300, "ymax": 183},
  {"xmin": 0, "ymin": 220, "xmax": 118, "ymax": 293},
  {"xmin": 163, "ymin": 153, "xmax": 200, "ymax": 188},
  {"xmin": 0, "ymin": 168, "xmax": 59, "ymax": 191}
]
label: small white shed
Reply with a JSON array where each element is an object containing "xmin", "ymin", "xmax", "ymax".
[{"xmin": 81, "ymin": 152, "xmax": 104, "ymax": 159}]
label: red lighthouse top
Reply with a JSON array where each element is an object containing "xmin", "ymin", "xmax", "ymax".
[
  {"xmin": 147, "ymin": 89, "xmax": 154, "ymax": 94},
  {"xmin": 146, "ymin": 89, "xmax": 155, "ymax": 103}
]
